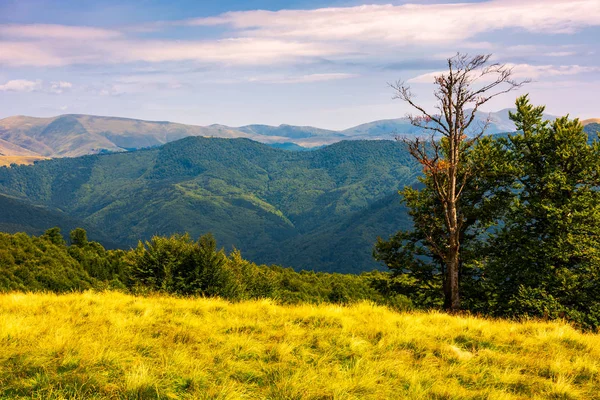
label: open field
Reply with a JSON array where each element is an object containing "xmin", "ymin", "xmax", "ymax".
[
  {"xmin": 0, "ymin": 156, "xmax": 48, "ymax": 167},
  {"xmin": 0, "ymin": 292, "xmax": 598, "ymax": 399}
]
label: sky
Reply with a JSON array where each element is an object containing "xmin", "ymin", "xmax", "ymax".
[{"xmin": 0, "ymin": 0, "xmax": 599, "ymax": 129}]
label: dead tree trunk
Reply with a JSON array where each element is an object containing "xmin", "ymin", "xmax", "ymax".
[{"xmin": 391, "ymin": 53, "xmax": 528, "ymax": 312}]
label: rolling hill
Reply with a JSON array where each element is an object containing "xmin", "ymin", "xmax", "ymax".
[
  {"xmin": 0, "ymin": 109, "xmax": 554, "ymax": 158},
  {"xmin": 0, "ymin": 138, "xmax": 419, "ymax": 272},
  {"xmin": 583, "ymin": 118, "xmax": 600, "ymax": 125},
  {"xmin": 584, "ymin": 123, "xmax": 600, "ymax": 141}
]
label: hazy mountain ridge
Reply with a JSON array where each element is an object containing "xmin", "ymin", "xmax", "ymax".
[{"xmin": 0, "ymin": 109, "xmax": 573, "ymax": 158}]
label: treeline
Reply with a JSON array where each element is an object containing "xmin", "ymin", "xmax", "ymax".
[{"xmin": 0, "ymin": 228, "xmax": 405, "ymax": 309}]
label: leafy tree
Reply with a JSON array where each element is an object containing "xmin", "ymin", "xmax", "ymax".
[
  {"xmin": 70, "ymin": 228, "xmax": 88, "ymax": 247},
  {"xmin": 41, "ymin": 227, "xmax": 66, "ymax": 246},
  {"xmin": 127, "ymin": 233, "xmax": 194, "ymax": 292},
  {"xmin": 185, "ymin": 234, "xmax": 238, "ymax": 298},
  {"xmin": 388, "ymin": 53, "xmax": 526, "ymax": 310},
  {"xmin": 0, "ymin": 231, "xmax": 95, "ymax": 292},
  {"xmin": 485, "ymin": 95, "xmax": 600, "ymax": 328}
]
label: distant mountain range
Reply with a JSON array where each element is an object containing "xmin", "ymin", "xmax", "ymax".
[{"xmin": 0, "ymin": 109, "xmax": 571, "ymax": 158}]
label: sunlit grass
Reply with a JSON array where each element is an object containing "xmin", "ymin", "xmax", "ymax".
[
  {"xmin": 0, "ymin": 156, "xmax": 48, "ymax": 167},
  {"xmin": 0, "ymin": 292, "xmax": 598, "ymax": 399}
]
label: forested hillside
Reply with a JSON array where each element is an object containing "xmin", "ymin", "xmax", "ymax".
[
  {"xmin": 585, "ymin": 122, "xmax": 600, "ymax": 141},
  {"xmin": 0, "ymin": 138, "xmax": 419, "ymax": 272},
  {"xmin": 0, "ymin": 194, "xmax": 115, "ymax": 245}
]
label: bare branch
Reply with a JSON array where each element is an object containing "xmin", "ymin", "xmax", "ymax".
[{"xmin": 391, "ymin": 52, "xmax": 530, "ymax": 311}]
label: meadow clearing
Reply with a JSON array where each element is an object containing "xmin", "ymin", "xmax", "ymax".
[{"xmin": 0, "ymin": 292, "xmax": 598, "ymax": 399}]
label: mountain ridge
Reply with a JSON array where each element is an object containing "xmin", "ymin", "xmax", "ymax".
[{"xmin": 0, "ymin": 109, "xmax": 575, "ymax": 159}]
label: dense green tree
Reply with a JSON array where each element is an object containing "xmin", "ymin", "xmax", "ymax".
[
  {"xmin": 127, "ymin": 234, "xmax": 194, "ymax": 292},
  {"xmin": 70, "ymin": 228, "xmax": 88, "ymax": 247},
  {"xmin": 41, "ymin": 227, "xmax": 66, "ymax": 246},
  {"xmin": 484, "ymin": 96, "xmax": 600, "ymax": 328},
  {"xmin": 186, "ymin": 234, "xmax": 238, "ymax": 298},
  {"xmin": 0, "ymin": 230, "xmax": 95, "ymax": 292}
]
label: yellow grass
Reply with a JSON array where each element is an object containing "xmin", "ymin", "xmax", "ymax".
[
  {"xmin": 0, "ymin": 292, "xmax": 599, "ymax": 399},
  {"xmin": 0, "ymin": 156, "xmax": 48, "ymax": 167}
]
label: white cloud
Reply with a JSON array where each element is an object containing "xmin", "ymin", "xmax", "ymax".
[
  {"xmin": 0, "ymin": 42, "xmax": 68, "ymax": 67},
  {"xmin": 544, "ymin": 52, "xmax": 577, "ymax": 57},
  {"xmin": 0, "ymin": 37, "xmax": 341, "ymax": 67},
  {"xmin": 247, "ymin": 73, "xmax": 358, "ymax": 84},
  {"xmin": 0, "ymin": 79, "xmax": 74, "ymax": 93},
  {"xmin": 0, "ymin": 0, "xmax": 598, "ymax": 68},
  {"xmin": 187, "ymin": 0, "xmax": 600, "ymax": 44},
  {"xmin": 119, "ymin": 38, "xmax": 340, "ymax": 65},
  {"xmin": 0, "ymin": 79, "xmax": 42, "ymax": 92},
  {"xmin": 50, "ymin": 81, "xmax": 73, "ymax": 94}
]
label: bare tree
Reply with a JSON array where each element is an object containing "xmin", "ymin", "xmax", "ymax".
[{"xmin": 391, "ymin": 53, "xmax": 528, "ymax": 312}]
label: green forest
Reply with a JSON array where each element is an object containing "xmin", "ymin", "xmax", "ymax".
[
  {"xmin": 0, "ymin": 227, "xmax": 401, "ymax": 308},
  {"xmin": 0, "ymin": 138, "xmax": 418, "ymax": 273}
]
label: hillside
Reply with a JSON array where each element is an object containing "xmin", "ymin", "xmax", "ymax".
[
  {"xmin": 1, "ymin": 292, "xmax": 598, "ymax": 399},
  {"xmin": 0, "ymin": 156, "xmax": 47, "ymax": 167},
  {"xmin": 582, "ymin": 118, "xmax": 600, "ymax": 125},
  {"xmin": 585, "ymin": 123, "xmax": 600, "ymax": 141},
  {"xmin": 0, "ymin": 194, "xmax": 116, "ymax": 246},
  {"xmin": 0, "ymin": 110, "xmax": 544, "ymax": 158},
  {"xmin": 0, "ymin": 115, "xmax": 259, "ymax": 158},
  {"xmin": 0, "ymin": 138, "xmax": 419, "ymax": 272}
]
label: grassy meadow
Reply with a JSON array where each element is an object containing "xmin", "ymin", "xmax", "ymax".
[{"xmin": 0, "ymin": 292, "xmax": 599, "ymax": 399}]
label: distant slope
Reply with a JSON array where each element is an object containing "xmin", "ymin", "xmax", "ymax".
[
  {"xmin": 0, "ymin": 193, "xmax": 116, "ymax": 247},
  {"xmin": 0, "ymin": 114, "xmax": 260, "ymax": 157},
  {"xmin": 0, "ymin": 156, "xmax": 48, "ymax": 167},
  {"xmin": 0, "ymin": 137, "xmax": 41, "ymax": 157},
  {"xmin": 0, "ymin": 138, "xmax": 419, "ymax": 272},
  {"xmin": 237, "ymin": 124, "xmax": 343, "ymax": 139},
  {"xmin": 340, "ymin": 109, "xmax": 557, "ymax": 139},
  {"xmin": 583, "ymin": 118, "xmax": 600, "ymax": 126},
  {"xmin": 0, "ymin": 109, "xmax": 563, "ymax": 158},
  {"xmin": 584, "ymin": 123, "xmax": 600, "ymax": 142}
]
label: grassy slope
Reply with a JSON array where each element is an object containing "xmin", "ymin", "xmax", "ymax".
[
  {"xmin": 0, "ymin": 292, "xmax": 598, "ymax": 399},
  {"xmin": 0, "ymin": 156, "xmax": 47, "ymax": 167}
]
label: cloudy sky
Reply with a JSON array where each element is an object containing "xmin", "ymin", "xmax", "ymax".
[{"xmin": 0, "ymin": 0, "xmax": 598, "ymax": 129}]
